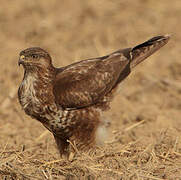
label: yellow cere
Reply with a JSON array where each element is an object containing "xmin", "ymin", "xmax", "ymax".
[{"xmin": 20, "ymin": 55, "xmax": 25, "ymax": 59}]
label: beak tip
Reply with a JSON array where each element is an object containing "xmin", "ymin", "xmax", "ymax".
[
  {"xmin": 18, "ymin": 60, "xmax": 21, "ymax": 66},
  {"xmin": 18, "ymin": 55, "xmax": 25, "ymax": 66}
]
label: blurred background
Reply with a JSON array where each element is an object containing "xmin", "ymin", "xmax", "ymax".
[{"xmin": 0, "ymin": 0, "xmax": 180, "ymax": 179}]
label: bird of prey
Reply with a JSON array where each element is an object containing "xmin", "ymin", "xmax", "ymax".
[{"xmin": 18, "ymin": 35, "xmax": 170, "ymax": 156}]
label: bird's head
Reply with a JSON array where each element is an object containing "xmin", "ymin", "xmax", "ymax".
[{"xmin": 19, "ymin": 47, "xmax": 53, "ymax": 70}]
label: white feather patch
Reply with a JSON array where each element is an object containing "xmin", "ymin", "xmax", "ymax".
[{"xmin": 95, "ymin": 117, "xmax": 111, "ymax": 145}]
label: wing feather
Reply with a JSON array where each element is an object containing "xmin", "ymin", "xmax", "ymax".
[{"xmin": 53, "ymin": 53, "xmax": 130, "ymax": 109}]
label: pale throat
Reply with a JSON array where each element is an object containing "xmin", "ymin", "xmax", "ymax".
[{"xmin": 20, "ymin": 67, "xmax": 55, "ymax": 110}]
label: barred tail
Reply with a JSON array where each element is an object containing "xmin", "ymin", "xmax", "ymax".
[{"xmin": 130, "ymin": 35, "xmax": 170, "ymax": 69}]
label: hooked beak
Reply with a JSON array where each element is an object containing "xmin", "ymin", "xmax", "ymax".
[{"xmin": 18, "ymin": 55, "xmax": 25, "ymax": 66}]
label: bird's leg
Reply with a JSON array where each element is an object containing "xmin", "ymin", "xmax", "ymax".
[
  {"xmin": 68, "ymin": 108, "xmax": 101, "ymax": 154},
  {"xmin": 69, "ymin": 122, "xmax": 99, "ymax": 154},
  {"xmin": 53, "ymin": 135, "xmax": 69, "ymax": 158}
]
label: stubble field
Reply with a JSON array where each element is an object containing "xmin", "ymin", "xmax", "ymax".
[{"xmin": 0, "ymin": 0, "xmax": 181, "ymax": 179}]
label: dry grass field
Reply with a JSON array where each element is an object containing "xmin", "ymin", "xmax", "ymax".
[{"xmin": 0, "ymin": 0, "xmax": 181, "ymax": 179}]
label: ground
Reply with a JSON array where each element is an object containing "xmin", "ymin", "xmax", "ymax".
[{"xmin": 0, "ymin": 0, "xmax": 181, "ymax": 179}]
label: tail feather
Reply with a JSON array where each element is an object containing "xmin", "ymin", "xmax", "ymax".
[{"xmin": 130, "ymin": 35, "xmax": 170, "ymax": 69}]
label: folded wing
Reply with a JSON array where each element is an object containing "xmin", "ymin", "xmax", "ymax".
[
  {"xmin": 53, "ymin": 53, "xmax": 130, "ymax": 109},
  {"xmin": 53, "ymin": 35, "xmax": 170, "ymax": 109}
]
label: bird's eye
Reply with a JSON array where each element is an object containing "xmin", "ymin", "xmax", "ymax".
[{"xmin": 31, "ymin": 54, "xmax": 39, "ymax": 59}]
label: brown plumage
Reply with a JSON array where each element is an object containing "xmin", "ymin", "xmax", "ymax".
[{"xmin": 18, "ymin": 35, "xmax": 170, "ymax": 156}]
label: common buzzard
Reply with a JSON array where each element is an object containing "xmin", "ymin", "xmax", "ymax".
[{"xmin": 18, "ymin": 35, "xmax": 170, "ymax": 156}]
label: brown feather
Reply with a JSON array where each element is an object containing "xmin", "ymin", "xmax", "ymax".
[{"xmin": 53, "ymin": 53, "xmax": 129, "ymax": 109}]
